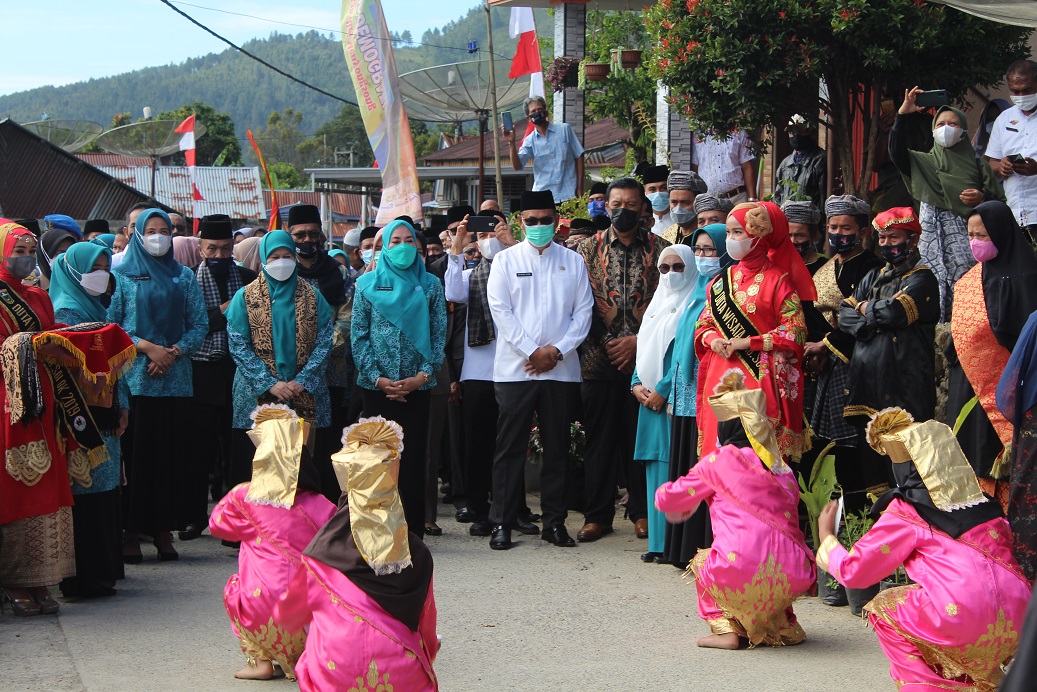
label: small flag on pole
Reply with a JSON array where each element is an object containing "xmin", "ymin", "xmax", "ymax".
[{"xmin": 175, "ymin": 115, "xmax": 204, "ymax": 234}]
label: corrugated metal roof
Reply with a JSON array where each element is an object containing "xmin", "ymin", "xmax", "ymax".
[
  {"xmin": 262, "ymin": 190, "xmax": 365, "ymax": 218},
  {"xmin": 94, "ymin": 165, "xmax": 265, "ymax": 220},
  {"xmin": 0, "ymin": 118, "xmax": 164, "ymax": 220},
  {"xmin": 76, "ymin": 153, "xmax": 152, "ymax": 168}
]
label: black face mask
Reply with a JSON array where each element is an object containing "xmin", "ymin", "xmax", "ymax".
[
  {"xmin": 529, "ymin": 111, "xmax": 548, "ymax": 126},
  {"xmin": 205, "ymin": 256, "xmax": 234, "ymax": 276},
  {"xmin": 609, "ymin": 208, "xmax": 640, "ymax": 234},
  {"xmin": 792, "ymin": 240, "xmax": 813, "ymax": 257},
  {"xmin": 880, "ymin": 240, "xmax": 912, "ymax": 265},
  {"xmin": 789, "ymin": 134, "xmax": 810, "ymax": 151},
  {"xmin": 295, "ymin": 241, "xmax": 319, "ymax": 258},
  {"xmin": 828, "ymin": 232, "xmax": 859, "ymax": 255}
]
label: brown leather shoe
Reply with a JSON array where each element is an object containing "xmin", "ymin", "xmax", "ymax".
[
  {"xmin": 635, "ymin": 518, "xmax": 649, "ymax": 539},
  {"xmin": 576, "ymin": 522, "xmax": 614, "ymax": 542}
]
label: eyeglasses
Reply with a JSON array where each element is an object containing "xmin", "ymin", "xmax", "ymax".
[
  {"xmin": 292, "ymin": 232, "xmax": 322, "ymax": 240},
  {"xmin": 463, "ymin": 249, "xmax": 480, "ymax": 257},
  {"xmin": 658, "ymin": 263, "xmax": 686, "ymax": 274},
  {"xmin": 692, "ymin": 246, "xmax": 717, "ymax": 257},
  {"xmin": 171, "ymin": 224, "xmax": 186, "ymax": 231},
  {"xmin": 522, "ymin": 216, "xmax": 554, "ymax": 226}
]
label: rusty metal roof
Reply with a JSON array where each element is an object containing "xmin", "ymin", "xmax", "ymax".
[
  {"xmin": 93, "ymin": 164, "xmax": 266, "ymax": 220},
  {"xmin": 262, "ymin": 189, "xmax": 365, "ymax": 218},
  {"xmin": 76, "ymin": 153, "xmax": 152, "ymax": 168}
]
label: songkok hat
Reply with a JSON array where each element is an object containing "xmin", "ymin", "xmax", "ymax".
[
  {"xmin": 428, "ymin": 215, "xmax": 450, "ymax": 232},
  {"xmin": 447, "ymin": 205, "xmax": 475, "ymax": 224},
  {"xmin": 589, "ymin": 182, "xmax": 608, "ymax": 197},
  {"xmin": 84, "ymin": 219, "xmax": 110, "ymax": 236},
  {"xmin": 14, "ymin": 218, "xmax": 40, "ymax": 237},
  {"xmin": 198, "ymin": 214, "xmax": 234, "ymax": 240},
  {"xmin": 640, "ymin": 164, "xmax": 670, "ymax": 185},
  {"xmin": 333, "ymin": 416, "xmax": 412, "ymax": 575},
  {"xmin": 244, "ymin": 404, "xmax": 310, "ymax": 509},
  {"xmin": 424, "ymin": 232, "xmax": 443, "ymax": 247},
  {"xmin": 707, "ymin": 371, "xmax": 789, "ymax": 474},
  {"xmin": 781, "ymin": 201, "xmax": 822, "ymax": 226},
  {"xmin": 866, "ymin": 408, "xmax": 987, "ymax": 511},
  {"xmin": 394, "ymin": 215, "xmax": 415, "ymax": 228},
  {"xmin": 824, "ymin": 194, "xmax": 870, "ymax": 219},
  {"xmin": 569, "ymin": 218, "xmax": 596, "ymax": 234},
  {"xmin": 873, "ymin": 207, "xmax": 922, "ymax": 235},
  {"xmin": 287, "ymin": 204, "xmax": 321, "ymax": 228},
  {"xmin": 667, "ymin": 170, "xmax": 709, "ymax": 194},
  {"xmin": 693, "ymin": 194, "xmax": 734, "ymax": 215},
  {"xmin": 521, "ymin": 190, "xmax": 556, "ymax": 211},
  {"xmin": 44, "ymin": 214, "xmax": 82, "ymax": 239},
  {"xmin": 343, "ymin": 228, "xmax": 362, "ymax": 248},
  {"xmin": 359, "ymin": 225, "xmax": 380, "ymax": 242}
]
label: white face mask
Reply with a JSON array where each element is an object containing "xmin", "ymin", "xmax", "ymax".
[
  {"xmin": 264, "ymin": 257, "xmax": 297, "ymax": 282},
  {"xmin": 477, "ymin": 237, "xmax": 503, "ymax": 261},
  {"xmin": 80, "ymin": 270, "xmax": 110, "ymax": 296},
  {"xmin": 144, "ymin": 234, "xmax": 171, "ymax": 257},
  {"xmin": 932, "ymin": 124, "xmax": 963, "ymax": 149},
  {"xmin": 726, "ymin": 236, "xmax": 755, "ymax": 261},
  {"xmin": 1012, "ymin": 93, "xmax": 1037, "ymax": 113},
  {"xmin": 659, "ymin": 269, "xmax": 690, "ymax": 292}
]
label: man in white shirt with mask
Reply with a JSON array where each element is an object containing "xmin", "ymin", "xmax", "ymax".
[
  {"xmin": 485, "ymin": 190, "xmax": 594, "ymax": 550},
  {"xmin": 986, "ymin": 59, "xmax": 1037, "ymax": 238}
]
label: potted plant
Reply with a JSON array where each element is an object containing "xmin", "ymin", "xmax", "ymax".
[
  {"xmin": 798, "ymin": 449, "xmax": 846, "ymax": 606},
  {"xmin": 525, "ymin": 415, "xmax": 543, "ymax": 492},
  {"xmin": 546, "ymin": 56, "xmax": 580, "ymax": 93},
  {"xmin": 566, "ymin": 421, "xmax": 587, "ymax": 512},
  {"xmin": 610, "ymin": 47, "xmax": 643, "ymax": 70},
  {"xmin": 880, "ymin": 566, "xmax": 913, "ymax": 591},
  {"xmin": 840, "ymin": 509, "xmax": 881, "ymax": 616},
  {"xmin": 582, "ymin": 59, "xmax": 611, "ymax": 84}
]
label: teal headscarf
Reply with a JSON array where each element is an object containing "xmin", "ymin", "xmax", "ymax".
[
  {"xmin": 328, "ymin": 248, "xmax": 348, "ymax": 262},
  {"xmin": 355, "ymin": 220, "xmax": 434, "ymax": 362},
  {"xmin": 671, "ymin": 223, "xmax": 730, "ymax": 387},
  {"xmin": 226, "ymin": 230, "xmax": 301, "ymax": 380},
  {"xmin": 114, "ymin": 208, "xmax": 185, "ymax": 345},
  {"xmin": 49, "ymin": 242, "xmax": 111, "ymax": 323},
  {"xmin": 91, "ymin": 234, "xmax": 116, "ymax": 251}
]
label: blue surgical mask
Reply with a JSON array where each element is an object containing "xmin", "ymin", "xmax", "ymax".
[
  {"xmin": 525, "ymin": 224, "xmax": 556, "ymax": 248},
  {"xmin": 588, "ymin": 200, "xmax": 607, "ymax": 218},
  {"xmin": 695, "ymin": 256, "xmax": 722, "ymax": 278},
  {"xmin": 361, "ymin": 248, "xmax": 374, "ymax": 264},
  {"xmin": 647, "ymin": 191, "xmax": 670, "ymax": 212}
]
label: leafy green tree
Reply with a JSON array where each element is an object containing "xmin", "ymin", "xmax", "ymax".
[
  {"xmin": 156, "ymin": 102, "xmax": 243, "ymax": 166},
  {"xmin": 409, "ymin": 119, "xmax": 442, "ymax": 161},
  {"xmin": 296, "ymin": 104, "xmax": 373, "ymax": 168},
  {"xmin": 268, "ymin": 161, "xmax": 304, "ymax": 189},
  {"xmin": 644, "ymin": 0, "xmax": 1029, "ymax": 198}
]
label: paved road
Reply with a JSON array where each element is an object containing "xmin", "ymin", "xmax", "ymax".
[{"xmin": 2, "ymin": 497, "xmax": 892, "ymax": 691}]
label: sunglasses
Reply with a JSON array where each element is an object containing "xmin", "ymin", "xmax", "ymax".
[
  {"xmin": 292, "ymin": 232, "xmax": 322, "ymax": 240},
  {"xmin": 522, "ymin": 216, "xmax": 555, "ymax": 226},
  {"xmin": 658, "ymin": 263, "xmax": 686, "ymax": 274},
  {"xmin": 692, "ymin": 246, "xmax": 717, "ymax": 257}
]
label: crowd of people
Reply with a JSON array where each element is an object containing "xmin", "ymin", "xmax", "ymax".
[{"xmin": 7, "ymin": 59, "xmax": 1037, "ymax": 689}]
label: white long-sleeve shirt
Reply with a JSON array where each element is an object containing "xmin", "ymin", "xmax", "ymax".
[
  {"xmin": 443, "ymin": 253, "xmax": 497, "ymax": 382},
  {"xmin": 486, "ymin": 240, "xmax": 593, "ymax": 383}
]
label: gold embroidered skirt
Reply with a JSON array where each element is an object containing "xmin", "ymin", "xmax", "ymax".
[{"xmin": 0, "ymin": 507, "xmax": 75, "ymax": 587}]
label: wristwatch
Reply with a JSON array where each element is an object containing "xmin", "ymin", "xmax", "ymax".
[{"xmin": 554, "ymin": 347, "xmax": 563, "ymax": 362}]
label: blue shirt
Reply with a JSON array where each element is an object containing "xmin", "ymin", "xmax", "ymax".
[{"xmin": 517, "ymin": 122, "xmax": 585, "ymax": 202}]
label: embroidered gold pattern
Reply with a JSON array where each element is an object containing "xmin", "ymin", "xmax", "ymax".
[
  {"xmin": 348, "ymin": 659, "xmax": 393, "ymax": 692},
  {"xmin": 727, "ymin": 552, "xmax": 738, "ymax": 562},
  {"xmin": 66, "ymin": 448, "xmax": 93, "ymax": 488},
  {"xmin": 701, "ymin": 553, "xmax": 803, "ymax": 647},
  {"xmin": 880, "ymin": 544, "xmax": 891, "ymax": 555},
  {"xmin": 328, "ymin": 661, "xmax": 336, "ymax": 670},
  {"xmin": 233, "ymin": 616, "xmax": 307, "ymax": 681},
  {"xmin": 252, "ymin": 588, "xmax": 262, "ymax": 597},
  {"xmin": 5, "ymin": 439, "xmax": 52, "ymax": 486},
  {"xmin": 989, "ymin": 530, "xmax": 999, "ymax": 540},
  {"xmin": 687, "ymin": 487, "xmax": 696, "ymax": 496},
  {"xmin": 896, "ymin": 294, "xmax": 919, "ymax": 325},
  {"xmin": 945, "ymin": 603, "xmax": 958, "ymax": 616}
]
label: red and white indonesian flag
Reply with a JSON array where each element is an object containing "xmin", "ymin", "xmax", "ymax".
[
  {"xmin": 509, "ymin": 7, "xmax": 544, "ymax": 99},
  {"xmin": 175, "ymin": 115, "xmax": 204, "ymax": 231}
]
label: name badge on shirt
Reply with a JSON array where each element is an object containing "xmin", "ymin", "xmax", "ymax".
[
  {"xmin": 1007, "ymin": 127, "xmax": 1020, "ymax": 132},
  {"xmin": 376, "ymin": 286, "xmax": 393, "ymax": 291},
  {"xmin": 516, "ymin": 272, "xmax": 532, "ymax": 277}
]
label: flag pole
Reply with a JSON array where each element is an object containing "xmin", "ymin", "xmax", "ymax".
[{"xmin": 485, "ymin": 2, "xmax": 504, "ymax": 205}]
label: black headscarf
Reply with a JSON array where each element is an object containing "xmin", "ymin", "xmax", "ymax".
[
  {"xmin": 970, "ymin": 200, "xmax": 1037, "ymax": 351},
  {"xmin": 37, "ymin": 228, "xmax": 78, "ymax": 280},
  {"xmin": 296, "ymin": 443, "xmax": 323, "ymax": 495},
  {"xmin": 297, "ymin": 251, "xmax": 347, "ymax": 307},
  {"xmin": 304, "ymin": 495, "xmax": 434, "ymax": 632},
  {"xmin": 870, "ymin": 460, "xmax": 1003, "ymax": 539}
]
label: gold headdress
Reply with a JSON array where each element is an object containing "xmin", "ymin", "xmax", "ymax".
[
  {"xmin": 730, "ymin": 202, "xmax": 773, "ymax": 238},
  {"xmin": 244, "ymin": 404, "xmax": 308, "ymax": 509},
  {"xmin": 707, "ymin": 371, "xmax": 790, "ymax": 474},
  {"xmin": 866, "ymin": 407, "xmax": 987, "ymax": 511},
  {"xmin": 332, "ymin": 416, "xmax": 411, "ymax": 575}
]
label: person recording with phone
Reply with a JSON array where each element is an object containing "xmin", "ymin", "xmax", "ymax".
[
  {"xmin": 502, "ymin": 96, "xmax": 585, "ymax": 202},
  {"xmin": 986, "ymin": 60, "xmax": 1037, "ymax": 242}
]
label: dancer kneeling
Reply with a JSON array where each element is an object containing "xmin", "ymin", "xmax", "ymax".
[
  {"xmin": 208, "ymin": 405, "xmax": 336, "ymax": 680},
  {"xmin": 656, "ymin": 374, "xmax": 815, "ymax": 649},
  {"xmin": 275, "ymin": 417, "xmax": 439, "ymax": 691},
  {"xmin": 816, "ymin": 409, "xmax": 1031, "ymax": 691}
]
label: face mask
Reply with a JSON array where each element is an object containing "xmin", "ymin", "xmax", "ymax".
[
  {"xmin": 524, "ymin": 224, "xmax": 556, "ymax": 248},
  {"xmin": 588, "ymin": 200, "xmax": 607, "ymax": 218},
  {"xmin": 4, "ymin": 255, "xmax": 36, "ymax": 279},
  {"xmin": 361, "ymin": 248, "xmax": 374, "ymax": 265},
  {"xmin": 477, "ymin": 237, "xmax": 503, "ymax": 261},
  {"xmin": 1012, "ymin": 93, "xmax": 1037, "ymax": 112},
  {"xmin": 932, "ymin": 124, "xmax": 963, "ymax": 148},
  {"xmin": 647, "ymin": 191, "xmax": 670, "ymax": 212},
  {"xmin": 144, "ymin": 234, "xmax": 171, "ymax": 257},
  {"xmin": 726, "ymin": 236, "xmax": 755, "ymax": 261},
  {"xmin": 880, "ymin": 240, "xmax": 912, "ymax": 265},
  {"xmin": 609, "ymin": 208, "xmax": 640, "ymax": 233},
  {"xmin": 793, "ymin": 240, "xmax": 813, "ymax": 257},
  {"xmin": 529, "ymin": 110, "xmax": 548, "ymax": 126},
  {"xmin": 294, "ymin": 241, "xmax": 319, "ymax": 258},
  {"xmin": 264, "ymin": 257, "xmax": 297, "ymax": 282},
  {"xmin": 372, "ymin": 250, "xmax": 381, "ymax": 264},
  {"xmin": 789, "ymin": 134, "xmax": 807, "ymax": 151},
  {"xmin": 659, "ymin": 270, "xmax": 690, "ymax": 291},
  {"xmin": 970, "ymin": 238, "xmax": 998, "ymax": 262},
  {"xmin": 384, "ymin": 242, "xmax": 418, "ymax": 269},
  {"xmin": 80, "ymin": 270, "xmax": 110, "ymax": 296},
  {"xmin": 695, "ymin": 256, "xmax": 722, "ymax": 278},
  {"xmin": 464, "ymin": 258, "xmax": 481, "ymax": 270},
  {"xmin": 828, "ymin": 232, "xmax": 859, "ymax": 255},
  {"xmin": 205, "ymin": 256, "xmax": 234, "ymax": 275},
  {"xmin": 670, "ymin": 206, "xmax": 696, "ymax": 226}
]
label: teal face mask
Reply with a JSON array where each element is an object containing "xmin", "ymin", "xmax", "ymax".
[
  {"xmin": 524, "ymin": 224, "xmax": 556, "ymax": 248},
  {"xmin": 384, "ymin": 242, "xmax": 418, "ymax": 269}
]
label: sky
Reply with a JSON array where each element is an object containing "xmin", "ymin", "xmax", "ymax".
[{"xmin": 2, "ymin": 0, "xmax": 484, "ymax": 97}]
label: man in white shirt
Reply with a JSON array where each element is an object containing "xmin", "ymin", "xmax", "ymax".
[
  {"xmin": 985, "ymin": 59, "xmax": 1037, "ymax": 233},
  {"xmin": 637, "ymin": 163, "xmax": 673, "ymax": 237},
  {"xmin": 485, "ymin": 190, "xmax": 594, "ymax": 550},
  {"xmin": 691, "ymin": 129, "xmax": 758, "ymax": 204}
]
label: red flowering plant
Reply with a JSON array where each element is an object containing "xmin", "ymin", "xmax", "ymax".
[{"xmin": 644, "ymin": 0, "xmax": 1028, "ymax": 198}]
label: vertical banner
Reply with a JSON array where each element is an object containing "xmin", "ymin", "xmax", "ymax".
[
  {"xmin": 247, "ymin": 129, "xmax": 280, "ymax": 230},
  {"xmin": 341, "ymin": 0, "xmax": 423, "ymax": 225}
]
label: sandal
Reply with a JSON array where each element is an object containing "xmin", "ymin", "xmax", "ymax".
[
  {"xmin": 154, "ymin": 532, "xmax": 179, "ymax": 562},
  {"xmin": 424, "ymin": 523, "xmax": 443, "ymax": 536},
  {"xmin": 2, "ymin": 588, "xmax": 41, "ymax": 616}
]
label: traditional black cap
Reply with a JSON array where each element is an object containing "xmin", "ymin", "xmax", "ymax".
[
  {"xmin": 394, "ymin": 215, "xmax": 415, "ymax": 228},
  {"xmin": 14, "ymin": 218, "xmax": 40, "ymax": 237},
  {"xmin": 428, "ymin": 215, "xmax": 450, "ymax": 232},
  {"xmin": 640, "ymin": 164, "xmax": 669, "ymax": 185},
  {"xmin": 521, "ymin": 190, "xmax": 556, "ymax": 211},
  {"xmin": 84, "ymin": 219, "xmax": 110, "ymax": 236},
  {"xmin": 287, "ymin": 204, "xmax": 321, "ymax": 228},
  {"xmin": 569, "ymin": 218, "xmax": 596, "ymax": 233},
  {"xmin": 424, "ymin": 232, "xmax": 443, "ymax": 247},
  {"xmin": 359, "ymin": 226, "xmax": 379, "ymax": 242},
  {"xmin": 199, "ymin": 214, "xmax": 234, "ymax": 240},
  {"xmin": 589, "ymin": 182, "xmax": 608, "ymax": 196},
  {"xmin": 447, "ymin": 205, "xmax": 475, "ymax": 224}
]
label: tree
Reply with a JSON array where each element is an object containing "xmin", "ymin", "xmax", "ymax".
[
  {"xmin": 644, "ymin": 0, "xmax": 1030, "ymax": 199},
  {"xmin": 156, "ymin": 102, "xmax": 243, "ymax": 166},
  {"xmin": 296, "ymin": 104, "xmax": 373, "ymax": 168},
  {"xmin": 251, "ymin": 107, "xmax": 307, "ymax": 171},
  {"xmin": 409, "ymin": 119, "xmax": 442, "ymax": 161},
  {"xmin": 268, "ymin": 161, "xmax": 304, "ymax": 189}
]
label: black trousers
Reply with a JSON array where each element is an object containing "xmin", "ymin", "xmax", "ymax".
[
  {"xmin": 581, "ymin": 380, "xmax": 645, "ymax": 525},
  {"xmin": 361, "ymin": 388, "xmax": 431, "ymax": 538},
  {"xmin": 123, "ymin": 396, "xmax": 190, "ymax": 535},
  {"xmin": 189, "ymin": 358, "xmax": 235, "ymax": 514},
  {"xmin": 462, "ymin": 380, "xmax": 498, "ymax": 520},
  {"xmin": 490, "ymin": 381, "xmax": 576, "ymax": 529}
]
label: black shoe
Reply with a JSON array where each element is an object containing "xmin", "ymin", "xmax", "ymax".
[
  {"xmin": 520, "ymin": 510, "xmax": 541, "ymax": 523},
  {"xmin": 455, "ymin": 507, "xmax": 477, "ymax": 523},
  {"xmin": 515, "ymin": 516, "xmax": 540, "ymax": 535},
  {"xmin": 541, "ymin": 525, "xmax": 575, "ymax": 547},
  {"xmin": 641, "ymin": 551, "xmax": 664, "ymax": 563},
  {"xmin": 489, "ymin": 525, "xmax": 513, "ymax": 550},
  {"xmin": 469, "ymin": 520, "xmax": 493, "ymax": 537},
  {"xmin": 178, "ymin": 524, "xmax": 204, "ymax": 541}
]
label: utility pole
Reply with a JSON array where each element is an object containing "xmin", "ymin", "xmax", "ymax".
[{"xmin": 485, "ymin": 3, "xmax": 504, "ymax": 204}]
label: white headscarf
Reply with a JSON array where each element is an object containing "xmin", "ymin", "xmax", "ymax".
[{"xmin": 636, "ymin": 244, "xmax": 697, "ymax": 391}]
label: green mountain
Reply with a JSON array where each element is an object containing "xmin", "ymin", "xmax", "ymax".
[{"xmin": 0, "ymin": 5, "xmax": 551, "ymax": 139}]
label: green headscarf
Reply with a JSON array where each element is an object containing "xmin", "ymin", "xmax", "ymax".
[
  {"xmin": 49, "ymin": 242, "xmax": 111, "ymax": 323},
  {"xmin": 355, "ymin": 220, "xmax": 435, "ymax": 362},
  {"xmin": 904, "ymin": 105, "xmax": 1005, "ymax": 219}
]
